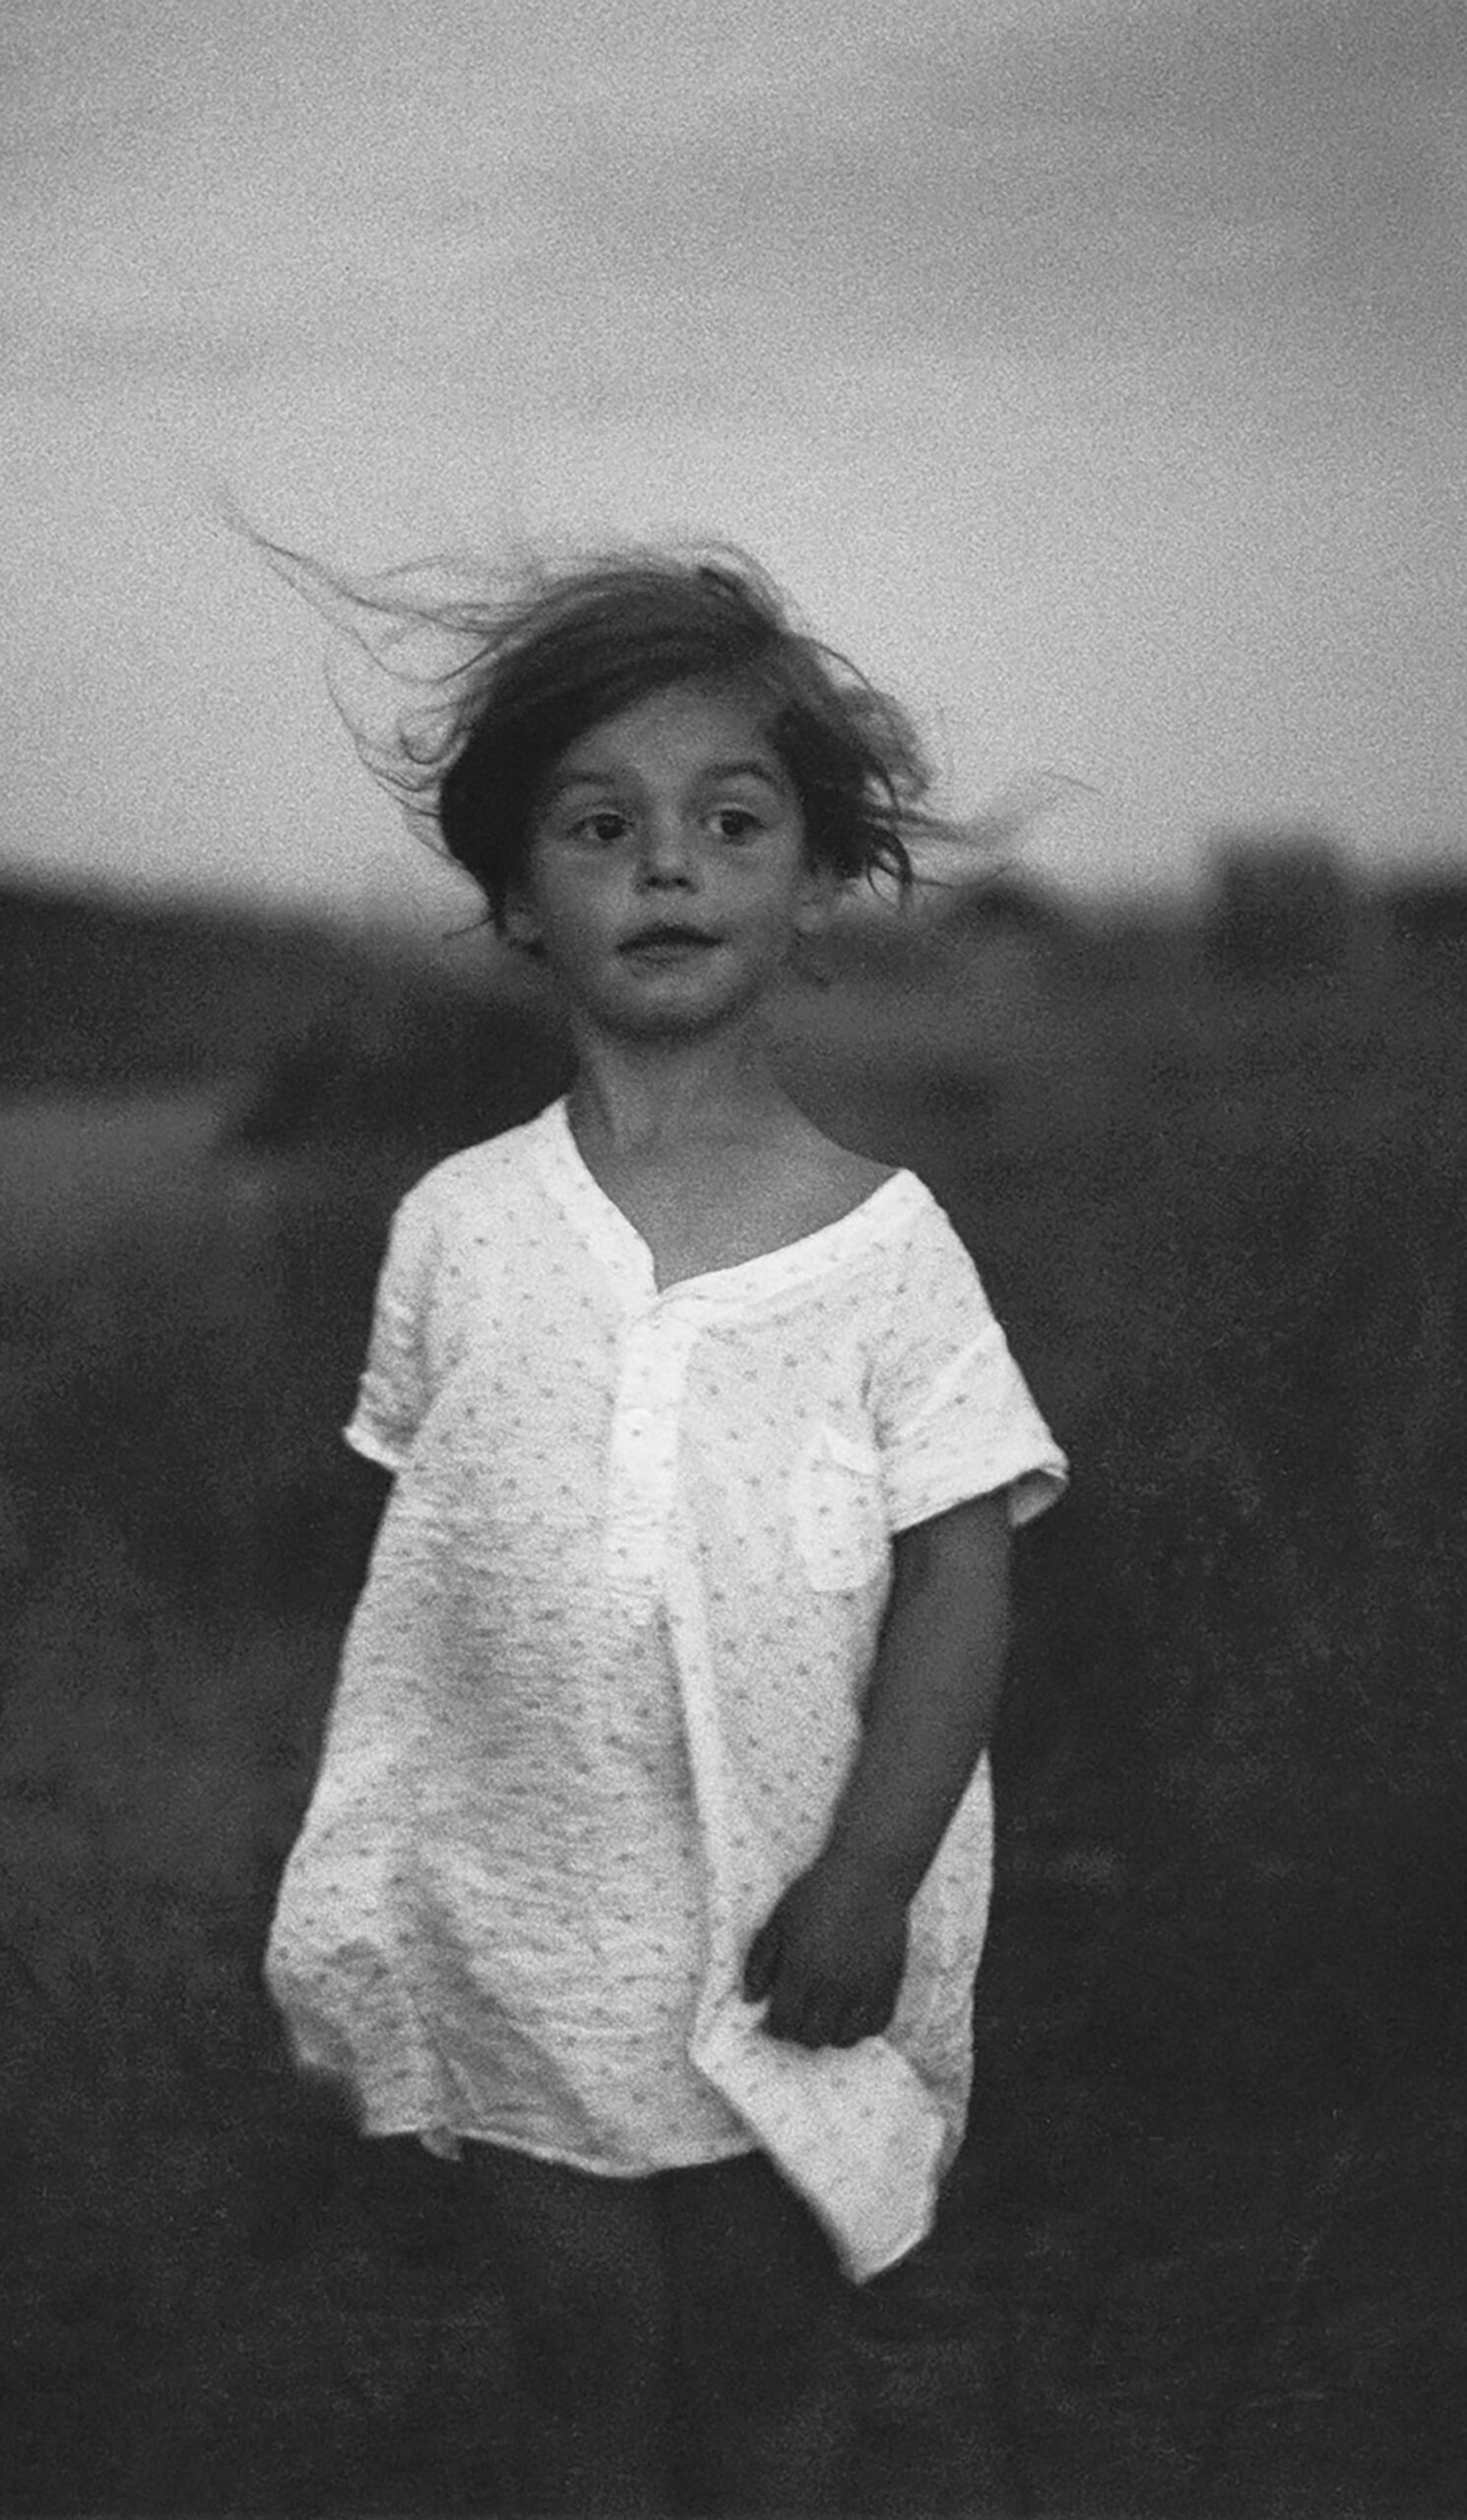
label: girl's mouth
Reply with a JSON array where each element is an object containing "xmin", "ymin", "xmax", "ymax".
[{"xmin": 620, "ymin": 928, "xmax": 720, "ymax": 961}]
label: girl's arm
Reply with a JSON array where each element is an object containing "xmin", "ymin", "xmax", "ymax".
[
  {"xmin": 743, "ymin": 1491, "xmax": 1011, "ymax": 2049},
  {"xmin": 335, "ymin": 1453, "xmax": 394, "ymax": 1594}
]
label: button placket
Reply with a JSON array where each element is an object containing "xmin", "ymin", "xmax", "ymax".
[{"xmin": 604, "ymin": 1299, "xmax": 706, "ymax": 1607}]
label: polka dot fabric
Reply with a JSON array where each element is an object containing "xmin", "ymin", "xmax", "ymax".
[{"xmin": 265, "ymin": 1098, "xmax": 1066, "ymax": 2279}]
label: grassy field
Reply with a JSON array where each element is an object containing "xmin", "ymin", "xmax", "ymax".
[{"xmin": 3, "ymin": 917, "xmax": 1466, "ymax": 2518}]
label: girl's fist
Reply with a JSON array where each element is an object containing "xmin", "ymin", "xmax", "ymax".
[{"xmin": 742, "ymin": 1856, "xmax": 908, "ymax": 2049}]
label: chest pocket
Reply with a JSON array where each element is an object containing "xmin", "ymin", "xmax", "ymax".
[{"xmin": 790, "ymin": 1422, "xmax": 890, "ymax": 1593}]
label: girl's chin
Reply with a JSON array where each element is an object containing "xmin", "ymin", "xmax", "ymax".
[{"xmin": 583, "ymin": 968, "xmax": 767, "ymax": 1040}]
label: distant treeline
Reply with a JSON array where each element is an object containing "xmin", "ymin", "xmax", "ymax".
[
  {"xmin": 4, "ymin": 846, "xmax": 1466, "ymax": 1099},
  {"xmin": 0, "ymin": 882, "xmax": 371, "ymax": 1093}
]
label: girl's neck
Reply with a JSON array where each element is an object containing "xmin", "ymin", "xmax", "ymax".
[{"xmin": 564, "ymin": 1023, "xmax": 801, "ymax": 1156}]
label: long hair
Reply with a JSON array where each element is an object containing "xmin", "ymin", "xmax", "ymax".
[{"xmin": 243, "ymin": 527, "xmax": 942, "ymax": 928}]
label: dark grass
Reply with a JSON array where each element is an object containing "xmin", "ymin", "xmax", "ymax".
[{"xmin": 3, "ymin": 937, "xmax": 1466, "ymax": 2517}]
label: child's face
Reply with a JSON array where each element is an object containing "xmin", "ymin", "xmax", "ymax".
[{"xmin": 509, "ymin": 682, "xmax": 835, "ymax": 1040}]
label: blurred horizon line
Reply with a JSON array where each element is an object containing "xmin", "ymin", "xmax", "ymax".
[{"xmin": 7, "ymin": 820, "xmax": 1467, "ymax": 932}]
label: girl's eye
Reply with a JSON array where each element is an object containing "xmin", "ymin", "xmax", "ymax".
[
  {"xmin": 711, "ymin": 807, "xmax": 763, "ymax": 841},
  {"xmin": 569, "ymin": 810, "xmax": 630, "ymax": 846}
]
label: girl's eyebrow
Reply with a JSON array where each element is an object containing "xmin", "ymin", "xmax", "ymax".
[
  {"xmin": 540, "ymin": 772, "xmax": 618, "ymax": 804},
  {"xmin": 545, "ymin": 759, "xmax": 789, "ymax": 801},
  {"xmin": 701, "ymin": 759, "xmax": 790, "ymax": 791},
  {"xmin": 543, "ymin": 756, "xmax": 791, "ymax": 806}
]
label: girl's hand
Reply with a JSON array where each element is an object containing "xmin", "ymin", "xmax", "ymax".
[{"xmin": 741, "ymin": 1855, "xmax": 909, "ymax": 2049}]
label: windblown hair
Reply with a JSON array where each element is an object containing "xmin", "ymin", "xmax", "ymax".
[{"xmin": 247, "ymin": 530, "xmax": 938, "ymax": 928}]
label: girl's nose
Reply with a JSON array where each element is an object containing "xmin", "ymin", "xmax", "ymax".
[{"xmin": 636, "ymin": 812, "xmax": 696, "ymax": 887}]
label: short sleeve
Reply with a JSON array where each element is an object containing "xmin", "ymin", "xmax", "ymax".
[
  {"xmin": 343, "ymin": 1191, "xmax": 440, "ymax": 1475},
  {"xmin": 869, "ymin": 1197, "xmax": 1067, "ymax": 1535}
]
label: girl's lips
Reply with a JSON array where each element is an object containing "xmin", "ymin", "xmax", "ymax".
[{"xmin": 620, "ymin": 930, "xmax": 720, "ymax": 957}]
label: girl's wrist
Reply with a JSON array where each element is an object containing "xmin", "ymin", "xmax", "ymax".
[{"xmin": 816, "ymin": 1825, "xmax": 921, "ymax": 1908}]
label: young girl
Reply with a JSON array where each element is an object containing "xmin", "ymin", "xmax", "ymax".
[{"xmin": 264, "ymin": 545, "xmax": 1067, "ymax": 2516}]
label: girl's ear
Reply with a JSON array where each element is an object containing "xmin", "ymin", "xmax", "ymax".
[
  {"xmin": 794, "ymin": 855, "xmax": 841, "ymax": 939},
  {"xmin": 500, "ymin": 879, "xmax": 543, "ymax": 954}
]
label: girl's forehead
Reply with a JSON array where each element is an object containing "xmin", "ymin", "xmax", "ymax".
[{"xmin": 547, "ymin": 681, "xmax": 787, "ymax": 786}]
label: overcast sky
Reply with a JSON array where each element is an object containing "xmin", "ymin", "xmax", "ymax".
[{"xmin": 3, "ymin": 0, "xmax": 1464, "ymax": 916}]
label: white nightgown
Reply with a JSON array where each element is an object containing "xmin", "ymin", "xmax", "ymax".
[{"xmin": 265, "ymin": 1096, "xmax": 1066, "ymax": 2279}]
